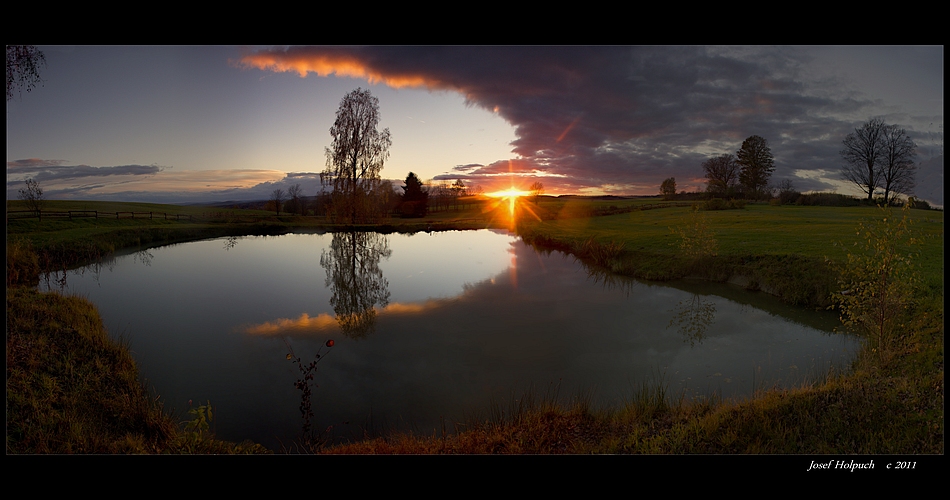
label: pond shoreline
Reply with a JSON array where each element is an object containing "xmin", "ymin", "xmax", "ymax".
[{"xmin": 7, "ymin": 208, "xmax": 943, "ymax": 454}]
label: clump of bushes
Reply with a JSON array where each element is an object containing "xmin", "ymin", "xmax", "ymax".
[
  {"xmin": 699, "ymin": 198, "xmax": 746, "ymax": 211},
  {"xmin": 795, "ymin": 192, "xmax": 864, "ymax": 207},
  {"xmin": 906, "ymin": 196, "xmax": 935, "ymax": 211}
]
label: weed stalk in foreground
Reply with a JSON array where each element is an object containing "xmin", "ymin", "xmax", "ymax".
[{"xmin": 285, "ymin": 338, "xmax": 335, "ymax": 443}]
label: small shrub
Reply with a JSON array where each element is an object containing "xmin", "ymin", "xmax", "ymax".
[
  {"xmin": 671, "ymin": 207, "xmax": 718, "ymax": 259},
  {"xmin": 831, "ymin": 205, "xmax": 920, "ymax": 360}
]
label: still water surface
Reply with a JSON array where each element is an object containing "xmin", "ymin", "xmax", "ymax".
[{"xmin": 45, "ymin": 230, "xmax": 860, "ymax": 449}]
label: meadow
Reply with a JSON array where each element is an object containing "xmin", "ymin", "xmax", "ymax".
[{"xmin": 5, "ymin": 197, "xmax": 944, "ymax": 454}]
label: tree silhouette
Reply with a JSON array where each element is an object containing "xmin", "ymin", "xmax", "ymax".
[
  {"xmin": 7, "ymin": 45, "xmax": 46, "ymax": 101},
  {"xmin": 400, "ymin": 172, "xmax": 428, "ymax": 217},
  {"xmin": 529, "ymin": 181, "xmax": 544, "ymax": 203},
  {"xmin": 737, "ymin": 135, "xmax": 775, "ymax": 199},
  {"xmin": 841, "ymin": 117, "xmax": 887, "ymax": 201},
  {"xmin": 321, "ymin": 88, "xmax": 392, "ymax": 223},
  {"xmin": 702, "ymin": 154, "xmax": 739, "ymax": 197},
  {"xmin": 451, "ymin": 179, "xmax": 467, "ymax": 210},
  {"xmin": 271, "ymin": 188, "xmax": 285, "ymax": 215},
  {"xmin": 660, "ymin": 177, "xmax": 676, "ymax": 200},
  {"xmin": 879, "ymin": 124, "xmax": 917, "ymax": 205},
  {"xmin": 18, "ymin": 178, "xmax": 44, "ymax": 213},
  {"xmin": 287, "ymin": 183, "xmax": 303, "ymax": 215}
]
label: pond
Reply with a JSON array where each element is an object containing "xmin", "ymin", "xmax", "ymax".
[{"xmin": 43, "ymin": 229, "xmax": 861, "ymax": 450}]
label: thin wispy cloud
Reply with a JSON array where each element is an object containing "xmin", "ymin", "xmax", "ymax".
[{"xmin": 6, "ymin": 161, "xmax": 295, "ymax": 203}]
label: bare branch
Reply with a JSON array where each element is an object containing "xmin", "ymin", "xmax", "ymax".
[
  {"xmin": 879, "ymin": 124, "xmax": 917, "ymax": 205},
  {"xmin": 702, "ymin": 154, "xmax": 739, "ymax": 196},
  {"xmin": 840, "ymin": 117, "xmax": 886, "ymax": 201},
  {"xmin": 17, "ymin": 178, "xmax": 44, "ymax": 212}
]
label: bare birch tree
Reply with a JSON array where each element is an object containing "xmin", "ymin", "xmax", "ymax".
[
  {"xmin": 7, "ymin": 45, "xmax": 46, "ymax": 101},
  {"xmin": 322, "ymin": 88, "xmax": 392, "ymax": 223}
]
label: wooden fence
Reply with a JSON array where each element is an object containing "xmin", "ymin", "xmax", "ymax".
[{"xmin": 6, "ymin": 210, "xmax": 193, "ymax": 221}]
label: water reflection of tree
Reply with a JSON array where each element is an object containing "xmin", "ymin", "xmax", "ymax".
[
  {"xmin": 133, "ymin": 249, "xmax": 154, "ymax": 266},
  {"xmin": 668, "ymin": 294, "xmax": 717, "ymax": 347},
  {"xmin": 223, "ymin": 236, "xmax": 238, "ymax": 251},
  {"xmin": 320, "ymin": 232, "xmax": 392, "ymax": 339}
]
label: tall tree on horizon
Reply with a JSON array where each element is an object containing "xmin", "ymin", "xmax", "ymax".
[
  {"xmin": 322, "ymin": 88, "xmax": 392, "ymax": 223},
  {"xmin": 879, "ymin": 124, "xmax": 917, "ymax": 205},
  {"xmin": 660, "ymin": 177, "xmax": 676, "ymax": 200},
  {"xmin": 841, "ymin": 117, "xmax": 887, "ymax": 201},
  {"xmin": 399, "ymin": 172, "xmax": 428, "ymax": 217},
  {"xmin": 737, "ymin": 135, "xmax": 775, "ymax": 199},
  {"xmin": 702, "ymin": 153, "xmax": 740, "ymax": 197}
]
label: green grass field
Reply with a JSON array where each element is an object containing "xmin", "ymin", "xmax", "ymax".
[{"xmin": 521, "ymin": 201, "xmax": 944, "ymax": 293}]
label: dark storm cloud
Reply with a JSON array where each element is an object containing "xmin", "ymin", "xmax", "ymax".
[{"xmin": 243, "ymin": 46, "xmax": 940, "ymax": 200}]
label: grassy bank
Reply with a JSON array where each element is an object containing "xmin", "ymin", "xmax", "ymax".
[
  {"xmin": 6, "ymin": 287, "xmax": 269, "ymax": 453},
  {"xmin": 6, "ymin": 198, "xmax": 944, "ymax": 453}
]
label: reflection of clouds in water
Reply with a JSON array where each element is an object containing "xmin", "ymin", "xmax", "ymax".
[
  {"xmin": 243, "ymin": 298, "xmax": 455, "ymax": 337},
  {"xmin": 244, "ymin": 312, "xmax": 339, "ymax": 336}
]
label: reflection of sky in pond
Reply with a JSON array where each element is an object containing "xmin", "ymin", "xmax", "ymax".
[{"xmin": 42, "ymin": 230, "xmax": 860, "ymax": 450}]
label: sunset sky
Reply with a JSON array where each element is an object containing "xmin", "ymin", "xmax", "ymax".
[{"xmin": 6, "ymin": 45, "xmax": 944, "ymax": 205}]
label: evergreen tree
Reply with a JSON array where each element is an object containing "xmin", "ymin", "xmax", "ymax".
[{"xmin": 400, "ymin": 172, "xmax": 428, "ymax": 217}]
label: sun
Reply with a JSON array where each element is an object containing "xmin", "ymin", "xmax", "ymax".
[
  {"xmin": 482, "ymin": 187, "xmax": 542, "ymax": 227},
  {"xmin": 486, "ymin": 188, "xmax": 531, "ymax": 199}
]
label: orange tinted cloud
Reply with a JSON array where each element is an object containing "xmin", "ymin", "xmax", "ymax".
[
  {"xmin": 244, "ymin": 312, "xmax": 339, "ymax": 336},
  {"xmin": 243, "ymin": 300, "xmax": 448, "ymax": 337},
  {"xmin": 237, "ymin": 50, "xmax": 437, "ymax": 90}
]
